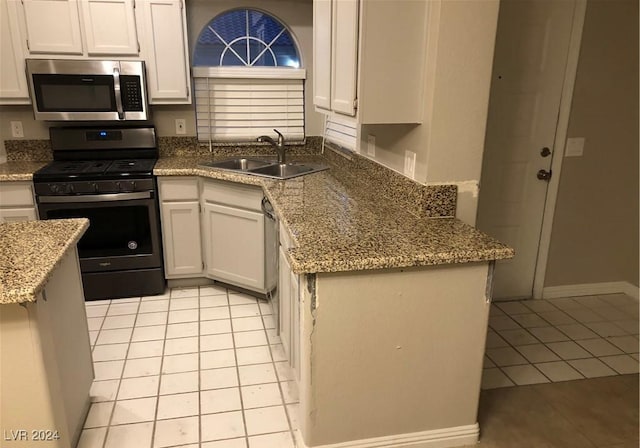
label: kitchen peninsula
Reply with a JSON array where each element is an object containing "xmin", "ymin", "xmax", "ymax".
[
  {"xmin": 0, "ymin": 139, "xmax": 513, "ymax": 448},
  {"xmin": 154, "ymin": 145, "xmax": 514, "ymax": 448},
  {"xmin": 0, "ymin": 219, "xmax": 93, "ymax": 448}
]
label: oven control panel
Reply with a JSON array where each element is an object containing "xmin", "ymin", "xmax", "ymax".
[{"xmin": 35, "ymin": 179, "xmax": 155, "ymax": 196}]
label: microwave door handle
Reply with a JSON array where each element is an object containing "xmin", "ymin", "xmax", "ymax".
[{"xmin": 113, "ymin": 67, "xmax": 125, "ymax": 120}]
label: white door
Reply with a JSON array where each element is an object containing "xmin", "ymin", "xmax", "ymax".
[
  {"xmin": 203, "ymin": 202, "xmax": 265, "ymax": 292},
  {"xmin": 330, "ymin": 0, "xmax": 358, "ymax": 116},
  {"xmin": 160, "ymin": 201, "xmax": 203, "ymax": 277},
  {"xmin": 476, "ymin": 0, "xmax": 576, "ymax": 300},
  {"xmin": 136, "ymin": 0, "xmax": 190, "ymax": 103},
  {"xmin": 80, "ymin": 0, "xmax": 138, "ymax": 55},
  {"xmin": 312, "ymin": 0, "xmax": 332, "ymax": 111},
  {"xmin": 21, "ymin": 0, "xmax": 84, "ymax": 54},
  {"xmin": 1, "ymin": 0, "xmax": 29, "ymax": 102}
]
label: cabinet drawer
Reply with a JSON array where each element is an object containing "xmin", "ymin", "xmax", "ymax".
[
  {"xmin": 158, "ymin": 177, "xmax": 199, "ymax": 201},
  {"xmin": 202, "ymin": 180, "xmax": 263, "ymax": 212},
  {"xmin": 0, "ymin": 182, "xmax": 35, "ymax": 207}
]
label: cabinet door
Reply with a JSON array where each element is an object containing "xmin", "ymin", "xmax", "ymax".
[
  {"xmin": 21, "ymin": 0, "xmax": 83, "ymax": 54},
  {"xmin": 278, "ymin": 246, "xmax": 292, "ymax": 362},
  {"xmin": 203, "ymin": 202, "xmax": 265, "ymax": 292},
  {"xmin": 331, "ymin": 0, "xmax": 358, "ymax": 116},
  {"xmin": 136, "ymin": 0, "xmax": 190, "ymax": 103},
  {"xmin": 80, "ymin": 0, "xmax": 138, "ymax": 55},
  {"xmin": 1, "ymin": 0, "xmax": 29, "ymax": 103},
  {"xmin": 160, "ymin": 201, "xmax": 203, "ymax": 277},
  {"xmin": 313, "ymin": 0, "xmax": 332, "ymax": 110},
  {"xmin": 0, "ymin": 207, "xmax": 37, "ymax": 222}
]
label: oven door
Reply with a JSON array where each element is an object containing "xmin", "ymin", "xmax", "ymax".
[{"xmin": 37, "ymin": 192, "xmax": 163, "ymax": 273}]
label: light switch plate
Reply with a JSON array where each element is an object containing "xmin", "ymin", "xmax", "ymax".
[
  {"xmin": 367, "ymin": 134, "xmax": 376, "ymax": 157},
  {"xmin": 565, "ymin": 137, "xmax": 585, "ymax": 157},
  {"xmin": 404, "ymin": 150, "xmax": 416, "ymax": 178}
]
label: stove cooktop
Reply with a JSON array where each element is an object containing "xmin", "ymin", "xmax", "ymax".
[{"xmin": 34, "ymin": 159, "xmax": 157, "ymax": 181}]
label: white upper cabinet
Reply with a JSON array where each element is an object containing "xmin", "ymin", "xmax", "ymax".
[
  {"xmin": 312, "ymin": 0, "xmax": 333, "ymax": 111},
  {"xmin": 0, "ymin": 0, "xmax": 29, "ymax": 102},
  {"xmin": 330, "ymin": 0, "xmax": 358, "ymax": 117},
  {"xmin": 1, "ymin": 0, "xmax": 191, "ymax": 104},
  {"xmin": 80, "ymin": 0, "xmax": 138, "ymax": 55},
  {"xmin": 313, "ymin": 0, "xmax": 429, "ymax": 124},
  {"xmin": 20, "ymin": 0, "xmax": 84, "ymax": 54},
  {"xmin": 135, "ymin": 0, "xmax": 191, "ymax": 103}
]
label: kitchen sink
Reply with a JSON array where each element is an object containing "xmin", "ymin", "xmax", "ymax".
[
  {"xmin": 199, "ymin": 157, "xmax": 329, "ymax": 180},
  {"xmin": 249, "ymin": 163, "xmax": 323, "ymax": 179},
  {"xmin": 199, "ymin": 157, "xmax": 273, "ymax": 171}
]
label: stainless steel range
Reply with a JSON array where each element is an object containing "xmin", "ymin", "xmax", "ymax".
[{"xmin": 34, "ymin": 126, "xmax": 165, "ymax": 300}]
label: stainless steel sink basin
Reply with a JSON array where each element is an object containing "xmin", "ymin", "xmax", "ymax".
[
  {"xmin": 250, "ymin": 163, "xmax": 324, "ymax": 179},
  {"xmin": 199, "ymin": 157, "xmax": 329, "ymax": 180},
  {"xmin": 199, "ymin": 157, "xmax": 272, "ymax": 171}
]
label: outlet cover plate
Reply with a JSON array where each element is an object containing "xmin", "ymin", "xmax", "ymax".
[
  {"xmin": 175, "ymin": 119, "xmax": 186, "ymax": 135},
  {"xmin": 10, "ymin": 121, "xmax": 24, "ymax": 138}
]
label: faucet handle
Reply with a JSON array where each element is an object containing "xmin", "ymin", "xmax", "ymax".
[{"xmin": 273, "ymin": 129, "xmax": 284, "ymax": 146}]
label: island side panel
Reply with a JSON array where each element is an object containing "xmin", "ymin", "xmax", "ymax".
[
  {"xmin": 299, "ymin": 263, "xmax": 491, "ymax": 447},
  {"xmin": 36, "ymin": 249, "xmax": 94, "ymax": 448},
  {"xmin": 0, "ymin": 303, "xmax": 59, "ymax": 447}
]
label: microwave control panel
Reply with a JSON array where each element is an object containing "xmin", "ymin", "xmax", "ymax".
[{"xmin": 120, "ymin": 76, "xmax": 144, "ymax": 112}]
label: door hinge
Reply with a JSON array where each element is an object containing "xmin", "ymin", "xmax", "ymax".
[
  {"xmin": 353, "ymin": 98, "xmax": 358, "ymax": 110},
  {"xmin": 202, "ymin": 261, "xmax": 205, "ymax": 270},
  {"xmin": 198, "ymin": 203, "xmax": 202, "ymax": 213},
  {"xmin": 26, "ymin": 39, "xmax": 30, "ymax": 51},
  {"xmin": 179, "ymin": 0, "xmax": 183, "ymax": 9},
  {"xmin": 137, "ymin": 41, "xmax": 140, "ymax": 53}
]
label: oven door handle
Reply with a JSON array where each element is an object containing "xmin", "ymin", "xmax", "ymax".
[
  {"xmin": 39, "ymin": 192, "xmax": 152, "ymax": 203},
  {"xmin": 113, "ymin": 66, "xmax": 125, "ymax": 120}
]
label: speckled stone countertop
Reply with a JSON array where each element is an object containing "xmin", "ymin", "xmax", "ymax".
[
  {"xmin": 0, "ymin": 219, "xmax": 89, "ymax": 304},
  {"xmin": 0, "ymin": 161, "xmax": 49, "ymax": 181},
  {"xmin": 155, "ymin": 154, "xmax": 514, "ymax": 274}
]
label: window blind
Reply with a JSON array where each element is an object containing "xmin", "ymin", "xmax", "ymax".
[
  {"xmin": 194, "ymin": 77, "xmax": 305, "ymax": 143},
  {"xmin": 324, "ymin": 113, "xmax": 358, "ymax": 151}
]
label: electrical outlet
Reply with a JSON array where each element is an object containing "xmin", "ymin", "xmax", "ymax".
[
  {"xmin": 175, "ymin": 118, "xmax": 186, "ymax": 135},
  {"xmin": 367, "ymin": 134, "xmax": 376, "ymax": 157},
  {"xmin": 565, "ymin": 137, "xmax": 584, "ymax": 157},
  {"xmin": 10, "ymin": 121, "xmax": 24, "ymax": 138},
  {"xmin": 404, "ymin": 150, "xmax": 416, "ymax": 178}
]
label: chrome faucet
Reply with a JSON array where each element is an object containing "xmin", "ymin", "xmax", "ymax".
[{"xmin": 257, "ymin": 129, "xmax": 286, "ymax": 164}]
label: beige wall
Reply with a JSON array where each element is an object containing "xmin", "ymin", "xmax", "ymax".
[
  {"xmin": 545, "ymin": 0, "xmax": 639, "ymax": 288},
  {"xmin": 0, "ymin": 0, "xmax": 323, "ymax": 150},
  {"xmin": 360, "ymin": 0, "xmax": 500, "ymax": 225}
]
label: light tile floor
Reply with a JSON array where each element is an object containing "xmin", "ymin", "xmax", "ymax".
[
  {"xmin": 482, "ymin": 293, "xmax": 639, "ymax": 389},
  {"xmin": 79, "ymin": 285, "xmax": 298, "ymax": 448},
  {"xmin": 80, "ymin": 287, "xmax": 639, "ymax": 446}
]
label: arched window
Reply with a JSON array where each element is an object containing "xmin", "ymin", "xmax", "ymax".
[
  {"xmin": 192, "ymin": 9, "xmax": 306, "ymax": 144},
  {"xmin": 194, "ymin": 9, "xmax": 300, "ymax": 68}
]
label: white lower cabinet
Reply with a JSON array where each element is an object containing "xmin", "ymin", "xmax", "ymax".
[
  {"xmin": 157, "ymin": 176, "xmax": 276, "ymax": 294},
  {"xmin": 0, "ymin": 181, "xmax": 38, "ymax": 222},
  {"xmin": 278, "ymin": 224, "xmax": 301, "ymax": 381},
  {"xmin": 160, "ymin": 201, "xmax": 203, "ymax": 277},
  {"xmin": 158, "ymin": 177, "xmax": 203, "ymax": 278},
  {"xmin": 202, "ymin": 202, "xmax": 265, "ymax": 292}
]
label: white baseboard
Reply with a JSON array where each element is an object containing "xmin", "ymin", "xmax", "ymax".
[
  {"xmin": 543, "ymin": 281, "xmax": 640, "ymax": 301},
  {"xmin": 294, "ymin": 424, "xmax": 479, "ymax": 448}
]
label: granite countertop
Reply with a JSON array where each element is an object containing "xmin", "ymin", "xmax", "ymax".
[
  {"xmin": 0, "ymin": 219, "xmax": 89, "ymax": 304},
  {"xmin": 0, "ymin": 151, "xmax": 513, "ymax": 276},
  {"xmin": 155, "ymin": 155, "xmax": 514, "ymax": 274},
  {"xmin": 0, "ymin": 161, "xmax": 49, "ymax": 181}
]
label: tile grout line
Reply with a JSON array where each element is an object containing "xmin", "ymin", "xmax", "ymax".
[{"xmin": 225, "ymin": 288, "xmax": 252, "ymax": 447}]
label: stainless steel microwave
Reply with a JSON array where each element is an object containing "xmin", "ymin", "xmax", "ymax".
[{"xmin": 26, "ymin": 59, "xmax": 149, "ymax": 121}]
